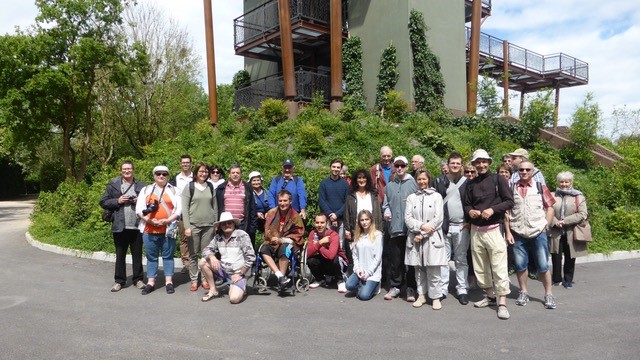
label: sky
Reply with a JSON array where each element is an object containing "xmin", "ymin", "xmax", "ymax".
[{"xmin": 1, "ymin": 0, "xmax": 638, "ymax": 136}]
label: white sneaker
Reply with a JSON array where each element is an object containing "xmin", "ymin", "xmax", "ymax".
[
  {"xmin": 337, "ymin": 282, "xmax": 347, "ymax": 293},
  {"xmin": 309, "ymin": 282, "xmax": 321, "ymax": 289}
]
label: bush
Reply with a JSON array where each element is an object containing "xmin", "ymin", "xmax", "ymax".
[
  {"xmin": 295, "ymin": 124, "xmax": 326, "ymax": 158},
  {"xmin": 257, "ymin": 98, "xmax": 288, "ymax": 126},
  {"xmin": 382, "ymin": 90, "xmax": 408, "ymax": 121}
]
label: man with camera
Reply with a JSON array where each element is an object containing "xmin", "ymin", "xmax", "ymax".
[{"xmin": 100, "ymin": 161, "xmax": 146, "ymax": 292}]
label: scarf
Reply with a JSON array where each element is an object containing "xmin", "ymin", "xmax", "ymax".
[{"xmin": 555, "ymin": 187, "xmax": 583, "ymax": 221}]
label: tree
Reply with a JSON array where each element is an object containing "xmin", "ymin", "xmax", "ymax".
[
  {"xmin": 610, "ymin": 105, "xmax": 640, "ymax": 140},
  {"xmin": 565, "ymin": 93, "xmax": 601, "ymax": 167},
  {"xmin": 92, "ymin": 2, "xmax": 207, "ymax": 162},
  {"xmin": 408, "ymin": 9, "xmax": 445, "ymax": 114},
  {"xmin": 342, "ymin": 36, "xmax": 367, "ymax": 112},
  {"xmin": 477, "ymin": 74, "xmax": 503, "ymax": 118},
  {"xmin": 519, "ymin": 90, "xmax": 554, "ymax": 146},
  {"xmin": 375, "ymin": 43, "xmax": 399, "ymax": 111},
  {"xmin": 0, "ymin": 0, "xmax": 133, "ymax": 182}
]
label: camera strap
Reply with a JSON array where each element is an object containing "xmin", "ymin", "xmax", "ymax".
[{"xmin": 121, "ymin": 179, "xmax": 135, "ymax": 197}]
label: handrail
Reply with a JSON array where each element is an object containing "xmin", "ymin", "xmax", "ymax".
[{"xmin": 465, "ymin": 26, "xmax": 588, "ymax": 82}]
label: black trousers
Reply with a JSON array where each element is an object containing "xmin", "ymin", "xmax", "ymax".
[
  {"xmin": 551, "ymin": 234, "xmax": 576, "ymax": 283},
  {"xmin": 385, "ymin": 236, "xmax": 416, "ymax": 290},
  {"xmin": 113, "ymin": 229, "xmax": 143, "ymax": 285},
  {"xmin": 307, "ymin": 255, "xmax": 342, "ymax": 282}
]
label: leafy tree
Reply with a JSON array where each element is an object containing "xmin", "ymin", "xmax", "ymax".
[
  {"xmin": 375, "ymin": 43, "xmax": 399, "ymax": 111},
  {"xmin": 564, "ymin": 93, "xmax": 601, "ymax": 167},
  {"xmin": 519, "ymin": 89, "xmax": 554, "ymax": 146},
  {"xmin": 0, "ymin": 0, "xmax": 133, "ymax": 181},
  {"xmin": 610, "ymin": 105, "xmax": 640, "ymax": 140},
  {"xmin": 232, "ymin": 69, "xmax": 251, "ymax": 90},
  {"xmin": 477, "ymin": 74, "xmax": 503, "ymax": 118},
  {"xmin": 408, "ymin": 9, "xmax": 445, "ymax": 114}
]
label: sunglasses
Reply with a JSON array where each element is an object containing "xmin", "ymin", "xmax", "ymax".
[
  {"xmin": 155, "ymin": 172, "xmax": 169, "ymax": 177},
  {"xmin": 220, "ymin": 221, "xmax": 234, "ymax": 226},
  {"xmin": 211, "ymin": 170, "xmax": 220, "ymax": 174},
  {"xmin": 395, "ymin": 164, "xmax": 407, "ymax": 168},
  {"xmin": 518, "ymin": 168, "xmax": 533, "ymax": 172},
  {"xmin": 464, "ymin": 170, "xmax": 476, "ymax": 174}
]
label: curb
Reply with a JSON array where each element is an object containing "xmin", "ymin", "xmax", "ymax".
[
  {"xmin": 26, "ymin": 232, "xmax": 640, "ymax": 267},
  {"xmin": 25, "ymin": 232, "xmax": 185, "ymax": 270}
]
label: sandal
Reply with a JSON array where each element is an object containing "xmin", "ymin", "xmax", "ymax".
[
  {"xmin": 190, "ymin": 281, "xmax": 199, "ymax": 292},
  {"xmin": 201, "ymin": 290, "xmax": 219, "ymax": 302}
]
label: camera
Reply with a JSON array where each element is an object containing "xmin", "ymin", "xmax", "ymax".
[
  {"xmin": 128, "ymin": 195, "xmax": 135, "ymax": 203},
  {"xmin": 142, "ymin": 200, "xmax": 159, "ymax": 215}
]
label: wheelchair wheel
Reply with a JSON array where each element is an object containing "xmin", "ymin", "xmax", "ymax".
[{"xmin": 296, "ymin": 277, "xmax": 310, "ymax": 292}]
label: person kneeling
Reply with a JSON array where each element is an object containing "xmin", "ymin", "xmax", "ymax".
[
  {"xmin": 345, "ymin": 210, "xmax": 383, "ymax": 301},
  {"xmin": 306, "ymin": 213, "xmax": 349, "ymax": 291},
  {"xmin": 199, "ymin": 212, "xmax": 256, "ymax": 304}
]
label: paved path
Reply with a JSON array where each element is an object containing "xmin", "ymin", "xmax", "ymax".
[{"xmin": 1, "ymin": 200, "xmax": 639, "ymax": 359}]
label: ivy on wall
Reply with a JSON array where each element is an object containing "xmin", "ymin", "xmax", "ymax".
[
  {"xmin": 408, "ymin": 9, "xmax": 445, "ymax": 114},
  {"xmin": 342, "ymin": 36, "xmax": 367, "ymax": 111},
  {"xmin": 375, "ymin": 43, "xmax": 399, "ymax": 111}
]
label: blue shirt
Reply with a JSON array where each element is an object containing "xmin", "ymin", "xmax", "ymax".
[
  {"xmin": 318, "ymin": 176, "xmax": 349, "ymax": 218},
  {"xmin": 268, "ymin": 176, "xmax": 307, "ymax": 212},
  {"xmin": 253, "ymin": 190, "xmax": 268, "ymax": 214},
  {"xmin": 382, "ymin": 165, "xmax": 392, "ymax": 184}
]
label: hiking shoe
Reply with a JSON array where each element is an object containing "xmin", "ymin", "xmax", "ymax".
[
  {"xmin": 337, "ymin": 282, "xmax": 347, "ymax": 293},
  {"xmin": 544, "ymin": 294, "xmax": 557, "ymax": 309},
  {"xmin": 458, "ymin": 293, "xmax": 469, "ymax": 305},
  {"xmin": 412, "ymin": 295, "xmax": 427, "ymax": 308},
  {"xmin": 278, "ymin": 276, "xmax": 291, "ymax": 287},
  {"xmin": 563, "ymin": 281, "xmax": 573, "ymax": 289},
  {"xmin": 309, "ymin": 281, "xmax": 321, "ymax": 289},
  {"xmin": 515, "ymin": 291, "xmax": 529, "ymax": 306},
  {"xmin": 384, "ymin": 287, "xmax": 400, "ymax": 300},
  {"xmin": 432, "ymin": 298, "xmax": 442, "ymax": 310},
  {"xmin": 497, "ymin": 305, "xmax": 510, "ymax": 320},
  {"xmin": 406, "ymin": 288, "xmax": 416, "ymax": 302},
  {"xmin": 110, "ymin": 283, "xmax": 122, "ymax": 292},
  {"xmin": 474, "ymin": 296, "xmax": 496, "ymax": 308},
  {"xmin": 134, "ymin": 280, "xmax": 145, "ymax": 289}
]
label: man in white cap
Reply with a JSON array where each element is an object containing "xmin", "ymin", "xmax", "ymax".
[
  {"xmin": 463, "ymin": 149, "xmax": 514, "ymax": 319},
  {"xmin": 199, "ymin": 212, "xmax": 256, "ymax": 304},
  {"xmin": 382, "ymin": 156, "xmax": 418, "ymax": 301},
  {"xmin": 509, "ymin": 148, "xmax": 546, "ymax": 185}
]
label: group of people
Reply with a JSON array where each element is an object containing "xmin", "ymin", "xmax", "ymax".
[{"xmin": 99, "ymin": 147, "xmax": 590, "ymax": 319}]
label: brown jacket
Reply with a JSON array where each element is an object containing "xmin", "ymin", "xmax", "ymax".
[{"xmin": 548, "ymin": 193, "xmax": 588, "ymax": 258}]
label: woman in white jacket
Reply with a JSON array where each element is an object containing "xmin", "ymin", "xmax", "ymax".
[{"xmin": 405, "ymin": 169, "xmax": 448, "ymax": 310}]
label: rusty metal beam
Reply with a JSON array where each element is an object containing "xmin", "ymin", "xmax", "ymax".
[
  {"xmin": 330, "ymin": 0, "xmax": 343, "ymax": 101},
  {"xmin": 467, "ymin": 0, "xmax": 482, "ymax": 114},
  {"xmin": 203, "ymin": 0, "xmax": 218, "ymax": 126},
  {"xmin": 278, "ymin": 0, "xmax": 296, "ymax": 100},
  {"xmin": 502, "ymin": 40, "xmax": 509, "ymax": 116}
]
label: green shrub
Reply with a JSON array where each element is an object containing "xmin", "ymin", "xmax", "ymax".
[
  {"xmin": 295, "ymin": 124, "xmax": 326, "ymax": 158},
  {"xmin": 257, "ymin": 98, "xmax": 288, "ymax": 126},
  {"xmin": 382, "ymin": 90, "xmax": 408, "ymax": 121},
  {"xmin": 232, "ymin": 69, "xmax": 251, "ymax": 90}
]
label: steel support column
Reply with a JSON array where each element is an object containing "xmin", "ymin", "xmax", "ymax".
[
  {"xmin": 203, "ymin": 0, "xmax": 218, "ymax": 126},
  {"xmin": 330, "ymin": 0, "xmax": 343, "ymax": 102},
  {"xmin": 502, "ymin": 40, "xmax": 509, "ymax": 116},
  {"xmin": 278, "ymin": 0, "xmax": 296, "ymax": 100},
  {"xmin": 466, "ymin": 0, "xmax": 482, "ymax": 114}
]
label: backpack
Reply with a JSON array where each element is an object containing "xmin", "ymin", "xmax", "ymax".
[{"xmin": 275, "ymin": 175, "xmax": 299, "ymax": 188}]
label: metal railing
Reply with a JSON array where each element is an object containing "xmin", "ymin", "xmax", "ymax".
[
  {"xmin": 234, "ymin": 0, "xmax": 331, "ymax": 49},
  {"xmin": 465, "ymin": 27, "xmax": 588, "ymax": 82},
  {"xmin": 234, "ymin": 67, "xmax": 330, "ymax": 110}
]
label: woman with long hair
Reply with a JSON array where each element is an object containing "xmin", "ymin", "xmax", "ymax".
[
  {"xmin": 404, "ymin": 169, "xmax": 448, "ymax": 310},
  {"xmin": 343, "ymin": 169, "xmax": 383, "ymax": 261},
  {"xmin": 344, "ymin": 210, "xmax": 383, "ymax": 300}
]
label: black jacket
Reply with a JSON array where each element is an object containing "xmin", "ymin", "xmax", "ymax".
[
  {"xmin": 463, "ymin": 173, "xmax": 514, "ymax": 227},
  {"xmin": 432, "ymin": 174, "xmax": 468, "ymax": 235},
  {"xmin": 99, "ymin": 177, "xmax": 146, "ymax": 233},
  {"xmin": 215, "ymin": 181, "xmax": 258, "ymax": 235}
]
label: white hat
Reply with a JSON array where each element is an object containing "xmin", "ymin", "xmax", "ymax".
[
  {"xmin": 152, "ymin": 165, "xmax": 169, "ymax": 175},
  {"xmin": 509, "ymin": 148, "xmax": 530, "ymax": 159},
  {"xmin": 393, "ymin": 156, "xmax": 409, "ymax": 165},
  {"xmin": 471, "ymin": 149, "xmax": 492, "ymax": 164},
  {"xmin": 214, "ymin": 212, "xmax": 240, "ymax": 227},
  {"xmin": 248, "ymin": 171, "xmax": 263, "ymax": 181}
]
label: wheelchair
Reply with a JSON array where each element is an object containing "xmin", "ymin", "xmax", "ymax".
[{"xmin": 252, "ymin": 239, "xmax": 310, "ymax": 295}]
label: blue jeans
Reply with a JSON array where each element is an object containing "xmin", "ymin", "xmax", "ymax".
[
  {"xmin": 345, "ymin": 273, "xmax": 378, "ymax": 301},
  {"xmin": 143, "ymin": 233, "xmax": 176, "ymax": 279},
  {"xmin": 513, "ymin": 231, "xmax": 550, "ymax": 273}
]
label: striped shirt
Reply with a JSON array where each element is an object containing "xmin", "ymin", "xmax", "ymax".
[{"xmin": 224, "ymin": 181, "xmax": 246, "ymax": 221}]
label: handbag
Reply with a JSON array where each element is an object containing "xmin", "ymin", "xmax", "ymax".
[
  {"xmin": 101, "ymin": 209, "xmax": 114, "ymax": 222},
  {"xmin": 572, "ymin": 196, "xmax": 592, "ymax": 242}
]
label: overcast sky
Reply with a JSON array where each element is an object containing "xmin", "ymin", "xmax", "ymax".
[{"xmin": 1, "ymin": 0, "xmax": 638, "ymax": 135}]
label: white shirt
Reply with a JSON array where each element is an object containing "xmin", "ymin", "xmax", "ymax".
[{"xmin": 175, "ymin": 172, "xmax": 193, "ymax": 193}]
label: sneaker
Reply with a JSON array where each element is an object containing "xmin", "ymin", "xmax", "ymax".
[
  {"xmin": 508, "ymin": 269, "xmax": 516, "ymax": 276},
  {"xmin": 134, "ymin": 280, "xmax": 145, "ymax": 289},
  {"xmin": 497, "ymin": 305, "xmax": 510, "ymax": 320},
  {"xmin": 412, "ymin": 295, "xmax": 427, "ymax": 308},
  {"xmin": 515, "ymin": 291, "xmax": 529, "ymax": 306},
  {"xmin": 110, "ymin": 283, "xmax": 122, "ymax": 292},
  {"xmin": 528, "ymin": 272, "xmax": 538, "ymax": 280},
  {"xmin": 278, "ymin": 276, "xmax": 291, "ymax": 287},
  {"xmin": 384, "ymin": 287, "xmax": 400, "ymax": 300},
  {"xmin": 553, "ymin": 282, "xmax": 562, "ymax": 286},
  {"xmin": 406, "ymin": 288, "xmax": 416, "ymax": 302},
  {"xmin": 474, "ymin": 296, "xmax": 496, "ymax": 308},
  {"xmin": 166, "ymin": 283, "xmax": 175, "ymax": 294},
  {"xmin": 544, "ymin": 294, "xmax": 557, "ymax": 309},
  {"xmin": 337, "ymin": 282, "xmax": 347, "ymax": 293},
  {"xmin": 458, "ymin": 293, "xmax": 469, "ymax": 305},
  {"xmin": 563, "ymin": 281, "xmax": 573, "ymax": 289},
  {"xmin": 141, "ymin": 284, "xmax": 154, "ymax": 295},
  {"xmin": 432, "ymin": 298, "xmax": 442, "ymax": 310},
  {"xmin": 309, "ymin": 281, "xmax": 321, "ymax": 289}
]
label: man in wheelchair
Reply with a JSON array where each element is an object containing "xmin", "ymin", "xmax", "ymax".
[{"xmin": 260, "ymin": 190, "xmax": 306, "ymax": 288}]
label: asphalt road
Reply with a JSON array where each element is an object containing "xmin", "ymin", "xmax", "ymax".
[{"xmin": 1, "ymin": 199, "xmax": 639, "ymax": 359}]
